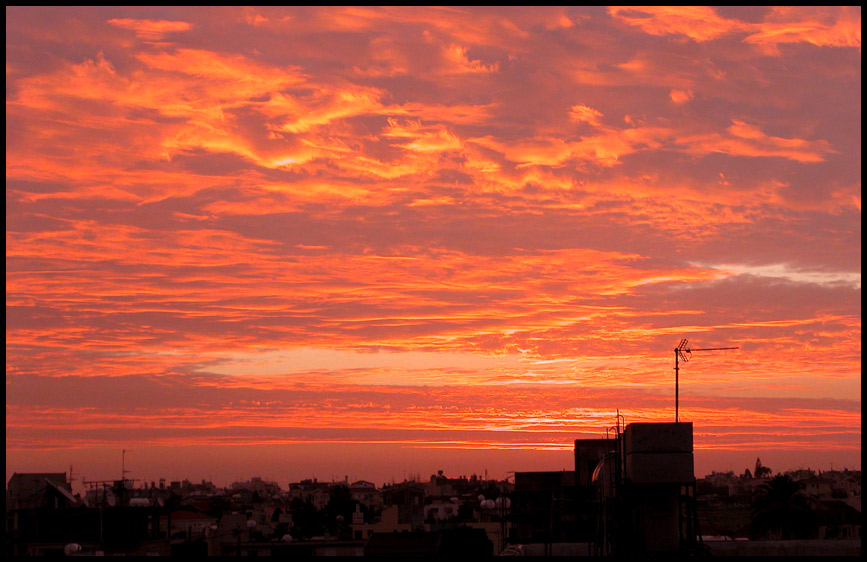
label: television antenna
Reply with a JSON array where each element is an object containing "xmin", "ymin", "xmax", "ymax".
[
  {"xmin": 122, "ymin": 449, "xmax": 131, "ymax": 482},
  {"xmin": 674, "ymin": 339, "xmax": 738, "ymax": 422}
]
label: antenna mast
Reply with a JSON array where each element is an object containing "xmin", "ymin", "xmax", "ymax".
[
  {"xmin": 674, "ymin": 339, "xmax": 738, "ymax": 423},
  {"xmin": 122, "ymin": 449, "xmax": 130, "ymax": 483}
]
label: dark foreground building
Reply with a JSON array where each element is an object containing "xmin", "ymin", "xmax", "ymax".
[{"xmin": 510, "ymin": 422, "xmax": 699, "ymax": 556}]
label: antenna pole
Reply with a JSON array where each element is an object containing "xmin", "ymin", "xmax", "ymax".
[
  {"xmin": 675, "ymin": 348, "xmax": 680, "ymax": 423},
  {"xmin": 673, "ymin": 340, "xmax": 737, "ymax": 423}
]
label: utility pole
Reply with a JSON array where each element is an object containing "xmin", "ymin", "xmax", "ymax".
[
  {"xmin": 674, "ymin": 339, "xmax": 738, "ymax": 423},
  {"xmin": 122, "ymin": 449, "xmax": 131, "ymax": 482},
  {"xmin": 121, "ymin": 449, "xmax": 135, "ymax": 508},
  {"xmin": 68, "ymin": 464, "xmax": 78, "ymax": 493}
]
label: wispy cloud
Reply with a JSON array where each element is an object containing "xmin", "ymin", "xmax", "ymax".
[{"xmin": 6, "ymin": 6, "xmax": 861, "ymax": 482}]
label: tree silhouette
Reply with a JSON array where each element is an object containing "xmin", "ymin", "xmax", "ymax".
[
  {"xmin": 289, "ymin": 498, "xmax": 323, "ymax": 539},
  {"xmin": 754, "ymin": 457, "xmax": 772, "ymax": 478},
  {"xmin": 750, "ymin": 475, "xmax": 817, "ymax": 540},
  {"xmin": 325, "ymin": 484, "xmax": 364, "ymax": 539}
]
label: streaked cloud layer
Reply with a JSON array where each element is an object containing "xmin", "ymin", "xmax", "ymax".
[{"xmin": 6, "ymin": 6, "xmax": 860, "ymax": 483}]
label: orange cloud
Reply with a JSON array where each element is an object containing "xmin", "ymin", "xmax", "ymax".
[
  {"xmin": 108, "ymin": 18, "xmax": 193, "ymax": 40},
  {"xmin": 678, "ymin": 120, "xmax": 835, "ymax": 162},
  {"xmin": 443, "ymin": 44, "xmax": 499, "ymax": 74},
  {"xmin": 669, "ymin": 89, "xmax": 693, "ymax": 104},
  {"xmin": 608, "ymin": 6, "xmax": 745, "ymax": 42},
  {"xmin": 568, "ymin": 104, "xmax": 603, "ymax": 125},
  {"xmin": 136, "ymin": 49, "xmax": 305, "ymax": 98},
  {"xmin": 383, "ymin": 119, "xmax": 463, "ymax": 152},
  {"xmin": 610, "ymin": 5, "xmax": 861, "ymax": 49},
  {"xmin": 745, "ymin": 6, "xmax": 861, "ymax": 48}
]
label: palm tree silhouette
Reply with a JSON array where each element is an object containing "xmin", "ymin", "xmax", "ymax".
[{"xmin": 750, "ymin": 475, "xmax": 817, "ymax": 540}]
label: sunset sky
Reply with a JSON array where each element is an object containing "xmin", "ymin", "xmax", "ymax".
[{"xmin": 6, "ymin": 6, "xmax": 861, "ymax": 488}]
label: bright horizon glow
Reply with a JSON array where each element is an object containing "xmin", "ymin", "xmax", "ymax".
[{"xmin": 6, "ymin": 6, "xmax": 861, "ymax": 487}]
